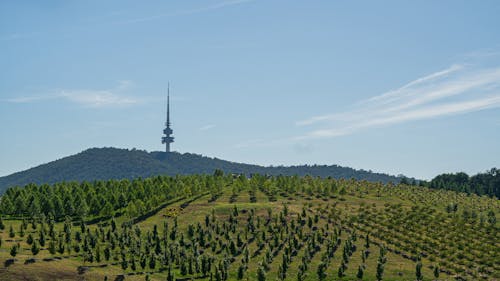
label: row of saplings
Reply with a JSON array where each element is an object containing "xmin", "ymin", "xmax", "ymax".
[
  {"xmin": 353, "ymin": 203, "xmax": 483, "ymax": 279},
  {"xmin": 1, "ymin": 206, "xmax": 439, "ymax": 281}
]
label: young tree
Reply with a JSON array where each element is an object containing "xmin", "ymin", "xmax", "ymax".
[
  {"xmin": 433, "ymin": 264, "xmax": 440, "ymax": 279},
  {"xmin": 48, "ymin": 240, "xmax": 56, "ymax": 255},
  {"xmin": 148, "ymin": 254, "xmax": 156, "ymax": 269},
  {"xmin": 31, "ymin": 217, "xmax": 37, "ymax": 230},
  {"xmin": 214, "ymin": 268, "xmax": 222, "ymax": 281},
  {"xmin": 73, "ymin": 243, "xmax": 81, "ymax": 253},
  {"xmin": 57, "ymin": 238, "xmax": 65, "ymax": 254},
  {"xmin": 140, "ymin": 254, "xmax": 147, "ymax": 270},
  {"xmin": 104, "ymin": 247, "xmax": 111, "ymax": 261},
  {"xmin": 96, "ymin": 246, "xmax": 101, "ymax": 263},
  {"xmin": 257, "ymin": 266, "xmax": 266, "ymax": 281},
  {"xmin": 338, "ymin": 264, "xmax": 345, "ymax": 278},
  {"xmin": 297, "ymin": 270, "xmax": 305, "ymax": 281},
  {"xmin": 130, "ymin": 256, "xmax": 136, "ymax": 271},
  {"xmin": 26, "ymin": 233, "xmax": 34, "ymax": 245},
  {"xmin": 416, "ymin": 261, "xmax": 423, "ymax": 281},
  {"xmin": 31, "ymin": 240, "xmax": 40, "ymax": 256},
  {"xmin": 39, "ymin": 230, "xmax": 46, "ymax": 247},
  {"xmin": 278, "ymin": 264, "xmax": 285, "ymax": 281},
  {"xmin": 167, "ymin": 266, "xmax": 175, "ymax": 281},
  {"xmin": 237, "ymin": 264, "xmax": 245, "ymax": 280},
  {"xmin": 10, "ymin": 244, "xmax": 18, "ymax": 258},
  {"xmin": 357, "ymin": 264, "xmax": 364, "ymax": 279},
  {"xmin": 86, "ymin": 249, "xmax": 95, "ymax": 263},
  {"xmin": 121, "ymin": 256, "xmax": 128, "ymax": 270},
  {"xmin": 376, "ymin": 261, "xmax": 384, "ymax": 281},
  {"xmin": 180, "ymin": 260, "xmax": 188, "ymax": 276},
  {"xmin": 487, "ymin": 210, "xmax": 496, "ymax": 226},
  {"xmin": 317, "ymin": 262, "xmax": 327, "ymax": 280},
  {"xmin": 19, "ymin": 224, "xmax": 25, "ymax": 237},
  {"xmin": 9, "ymin": 225, "xmax": 15, "ymax": 238}
]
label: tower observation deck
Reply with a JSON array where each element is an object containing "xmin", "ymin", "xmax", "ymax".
[{"xmin": 162, "ymin": 84, "xmax": 174, "ymax": 152}]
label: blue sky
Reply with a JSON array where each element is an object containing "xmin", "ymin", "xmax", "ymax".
[{"xmin": 1, "ymin": 0, "xmax": 500, "ymax": 179}]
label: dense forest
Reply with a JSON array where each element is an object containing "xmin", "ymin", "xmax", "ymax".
[
  {"xmin": 0, "ymin": 147, "xmax": 404, "ymax": 193},
  {"xmin": 424, "ymin": 168, "xmax": 499, "ymax": 198},
  {"xmin": 1, "ymin": 147, "xmax": 498, "ymax": 199}
]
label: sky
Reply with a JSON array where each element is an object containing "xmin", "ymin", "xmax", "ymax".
[{"xmin": 1, "ymin": 0, "xmax": 500, "ymax": 180}]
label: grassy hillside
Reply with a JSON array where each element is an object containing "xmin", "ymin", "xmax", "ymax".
[
  {"xmin": 0, "ymin": 174, "xmax": 497, "ymax": 281},
  {"xmin": 0, "ymin": 147, "xmax": 403, "ymax": 193}
]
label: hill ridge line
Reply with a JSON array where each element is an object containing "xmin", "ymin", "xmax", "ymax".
[{"xmin": 0, "ymin": 147, "xmax": 403, "ymax": 192}]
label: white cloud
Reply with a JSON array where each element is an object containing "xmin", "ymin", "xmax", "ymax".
[
  {"xmin": 5, "ymin": 95, "xmax": 55, "ymax": 103},
  {"xmin": 199, "ymin": 124, "xmax": 216, "ymax": 131},
  {"xmin": 363, "ymin": 64, "xmax": 464, "ymax": 105},
  {"xmin": 297, "ymin": 63, "xmax": 500, "ymax": 140},
  {"xmin": 363, "ymin": 96, "xmax": 500, "ymax": 126},
  {"xmin": 59, "ymin": 90, "xmax": 137, "ymax": 107},
  {"xmin": 4, "ymin": 81, "xmax": 139, "ymax": 108},
  {"xmin": 300, "ymin": 96, "xmax": 500, "ymax": 140}
]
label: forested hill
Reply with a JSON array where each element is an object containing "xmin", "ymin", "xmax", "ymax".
[{"xmin": 0, "ymin": 147, "xmax": 402, "ymax": 193}]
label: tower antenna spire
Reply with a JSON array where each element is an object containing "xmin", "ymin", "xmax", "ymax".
[
  {"xmin": 162, "ymin": 82, "xmax": 174, "ymax": 152},
  {"xmin": 167, "ymin": 82, "xmax": 170, "ymax": 127}
]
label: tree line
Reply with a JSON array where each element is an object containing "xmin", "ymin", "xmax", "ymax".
[
  {"xmin": 0, "ymin": 174, "xmax": 229, "ymax": 220},
  {"xmin": 426, "ymin": 168, "xmax": 499, "ymax": 198}
]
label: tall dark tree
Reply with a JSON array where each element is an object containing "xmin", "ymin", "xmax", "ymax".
[
  {"xmin": 31, "ymin": 240, "xmax": 40, "ymax": 256},
  {"xmin": 416, "ymin": 261, "xmax": 423, "ymax": 281},
  {"xmin": 357, "ymin": 264, "xmax": 364, "ymax": 279},
  {"xmin": 317, "ymin": 262, "xmax": 327, "ymax": 280},
  {"xmin": 48, "ymin": 240, "xmax": 56, "ymax": 255},
  {"xmin": 10, "ymin": 244, "xmax": 18, "ymax": 258},
  {"xmin": 433, "ymin": 264, "xmax": 440, "ymax": 279},
  {"xmin": 257, "ymin": 266, "xmax": 266, "ymax": 281},
  {"xmin": 376, "ymin": 261, "xmax": 384, "ymax": 281},
  {"xmin": 9, "ymin": 225, "xmax": 15, "ymax": 238}
]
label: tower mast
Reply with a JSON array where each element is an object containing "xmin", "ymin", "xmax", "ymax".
[{"xmin": 162, "ymin": 83, "xmax": 174, "ymax": 152}]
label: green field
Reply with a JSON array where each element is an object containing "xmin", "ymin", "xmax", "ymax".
[{"xmin": 0, "ymin": 174, "xmax": 497, "ymax": 281}]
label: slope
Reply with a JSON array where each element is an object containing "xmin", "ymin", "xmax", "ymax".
[{"xmin": 0, "ymin": 147, "xmax": 402, "ymax": 192}]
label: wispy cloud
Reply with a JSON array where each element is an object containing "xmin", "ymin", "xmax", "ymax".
[
  {"xmin": 4, "ymin": 81, "xmax": 139, "ymax": 108},
  {"xmin": 1, "ymin": 1, "xmax": 255, "ymax": 41},
  {"xmin": 117, "ymin": 0, "xmax": 254, "ymax": 24},
  {"xmin": 296, "ymin": 62, "xmax": 500, "ymax": 140},
  {"xmin": 59, "ymin": 89, "xmax": 138, "ymax": 107},
  {"xmin": 0, "ymin": 32, "xmax": 42, "ymax": 41},
  {"xmin": 199, "ymin": 124, "xmax": 216, "ymax": 131},
  {"xmin": 180, "ymin": 0, "xmax": 254, "ymax": 15}
]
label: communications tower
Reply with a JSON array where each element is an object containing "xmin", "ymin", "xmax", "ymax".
[{"xmin": 161, "ymin": 84, "xmax": 174, "ymax": 152}]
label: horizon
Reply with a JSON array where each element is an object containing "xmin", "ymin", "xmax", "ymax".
[{"xmin": 2, "ymin": 1, "xmax": 500, "ymax": 180}]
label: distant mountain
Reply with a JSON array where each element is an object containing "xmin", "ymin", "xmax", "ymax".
[{"xmin": 0, "ymin": 147, "xmax": 403, "ymax": 193}]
